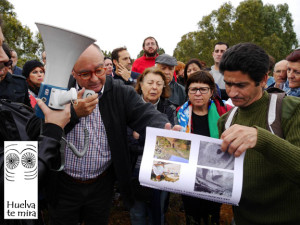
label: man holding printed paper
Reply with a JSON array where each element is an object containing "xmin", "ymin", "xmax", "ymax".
[{"xmin": 218, "ymin": 43, "xmax": 300, "ymax": 224}]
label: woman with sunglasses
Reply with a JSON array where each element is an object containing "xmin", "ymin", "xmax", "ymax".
[{"xmin": 177, "ymin": 71, "xmax": 232, "ymax": 225}]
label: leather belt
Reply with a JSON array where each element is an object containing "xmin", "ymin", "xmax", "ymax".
[{"xmin": 62, "ymin": 167, "xmax": 110, "ymax": 184}]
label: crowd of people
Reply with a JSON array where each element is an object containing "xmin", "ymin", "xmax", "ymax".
[{"xmin": 0, "ymin": 16, "xmax": 300, "ymax": 225}]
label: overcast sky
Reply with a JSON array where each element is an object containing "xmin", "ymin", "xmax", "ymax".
[{"xmin": 8, "ymin": 0, "xmax": 300, "ymax": 59}]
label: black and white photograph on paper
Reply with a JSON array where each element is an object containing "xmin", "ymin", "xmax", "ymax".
[
  {"xmin": 194, "ymin": 167, "xmax": 234, "ymax": 198},
  {"xmin": 197, "ymin": 141, "xmax": 235, "ymax": 170}
]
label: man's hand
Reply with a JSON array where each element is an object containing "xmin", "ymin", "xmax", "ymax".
[
  {"xmin": 133, "ymin": 131, "xmax": 140, "ymax": 140},
  {"xmin": 220, "ymin": 124, "xmax": 258, "ymax": 157},
  {"xmin": 37, "ymin": 99, "xmax": 70, "ymax": 129},
  {"xmin": 73, "ymin": 88, "xmax": 98, "ymax": 118},
  {"xmin": 117, "ymin": 64, "xmax": 131, "ymax": 81},
  {"xmin": 164, "ymin": 123, "xmax": 182, "ymax": 131}
]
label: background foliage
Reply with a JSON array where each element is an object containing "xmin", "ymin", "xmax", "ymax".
[
  {"xmin": 0, "ymin": 0, "xmax": 43, "ymax": 67},
  {"xmin": 173, "ymin": 0, "xmax": 298, "ymax": 66},
  {"xmin": 1, "ymin": 0, "xmax": 299, "ymax": 68}
]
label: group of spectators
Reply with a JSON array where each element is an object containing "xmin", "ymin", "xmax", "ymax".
[{"xmin": 0, "ymin": 16, "xmax": 300, "ymax": 225}]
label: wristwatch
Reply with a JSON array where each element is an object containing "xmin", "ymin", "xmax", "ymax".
[{"xmin": 128, "ymin": 77, "xmax": 133, "ymax": 82}]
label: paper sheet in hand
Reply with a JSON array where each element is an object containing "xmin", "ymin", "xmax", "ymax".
[{"xmin": 139, "ymin": 127, "xmax": 245, "ymax": 205}]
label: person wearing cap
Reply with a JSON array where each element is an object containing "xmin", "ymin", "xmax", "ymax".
[
  {"xmin": 0, "ymin": 43, "xmax": 31, "ymax": 107},
  {"xmin": 156, "ymin": 54, "xmax": 186, "ymax": 107},
  {"xmin": 23, "ymin": 60, "xmax": 45, "ymax": 107}
]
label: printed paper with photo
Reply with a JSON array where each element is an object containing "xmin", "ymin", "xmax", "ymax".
[{"xmin": 139, "ymin": 127, "xmax": 245, "ymax": 205}]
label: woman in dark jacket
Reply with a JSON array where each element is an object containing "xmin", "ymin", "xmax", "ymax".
[
  {"xmin": 22, "ymin": 60, "xmax": 45, "ymax": 108},
  {"xmin": 128, "ymin": 67, "xmax": 176, "ymax": 225}
]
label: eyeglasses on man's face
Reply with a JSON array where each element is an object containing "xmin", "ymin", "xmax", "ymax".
[
  {"xmin": 188, "ymin": 87, "xmax": 210, "ymax": 94},
  {"xmin": 74, "ymin": 67, "xmax": 107, "ymax": 80}
]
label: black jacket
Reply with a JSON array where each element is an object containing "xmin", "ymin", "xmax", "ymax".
[
  {"xmin": 168, "ymin": 78, "xmax": 186, "ymax": 108},
  {"xmin": 64, "ymin": 76, "xmax": 169, "ymax": 207},
  {"xmin": 0, "ymin": 100, "xmax": 63, "ymax": 223},
  {"xmin": 128, "ymin": 97, "xmax": 177, "ymax": 156}
]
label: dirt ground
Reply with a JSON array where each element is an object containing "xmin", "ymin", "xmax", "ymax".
[{"xmin": 108, "ymin": 193, "xmax": 233, "ymax": 225}]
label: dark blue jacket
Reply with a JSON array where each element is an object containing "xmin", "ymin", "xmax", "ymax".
[
  {"xmin": 13, "ymin": 66, "xmax": 23, "ymax": 76},
  {"xmin": 0, "ymin": 72, "xmax": 31, "ymax": 107}
]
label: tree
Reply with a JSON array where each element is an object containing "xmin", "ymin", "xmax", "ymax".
[
  {"xmin": 1, "ymin": 0, "xmax": 42, "ymax": 67},
  {"xmin": 173, "ymin": 0, "xmax": 298, "ymax": 65},
  {"xmin": 102, "ymin": 50, "xmax": 112, "ymax": 58}
]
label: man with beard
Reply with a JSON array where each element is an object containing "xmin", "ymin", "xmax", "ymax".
[
  {"xmin": 0, "ymin": 43, "xmax": 31, "ymax": 107},
  {"xmin": 132, "ymin": 36, "xmax": 159, "ymax": 74},
  {"xmin": 111, "ymin": 47, "xmax": 140, "ymax": 85},
  {"xmin": 210, "ymin": 42, "xmax": 229, "ymax": 100}
]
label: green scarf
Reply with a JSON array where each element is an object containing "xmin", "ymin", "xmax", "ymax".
[{"xmin": 208, "ymin": 101, "xmax": 220, "ymax": 138}]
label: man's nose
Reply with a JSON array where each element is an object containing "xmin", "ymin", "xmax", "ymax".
[
  {"xmin": 287, "ymin": 70, "xmax": 294, "ymax": 78},
  {"xmin": 0, "ymin": 47, "xmax": 9, "ymax": 63},
  {"xmin": 227, "ymin": 86, "xmax": 238, "ymax": 97},
  {"xmin": 90, "ymin": 73, "xmax": 99, "ymax": 81}
]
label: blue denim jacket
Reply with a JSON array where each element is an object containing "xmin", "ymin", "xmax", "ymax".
[{"xmin": 283, "ymin": 80, "xmax": 300, "ymax": 97}]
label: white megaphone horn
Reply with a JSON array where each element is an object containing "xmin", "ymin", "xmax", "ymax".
[{"xmin": 35, "ymin": 23, "xmax": 96, "ymax": 118}]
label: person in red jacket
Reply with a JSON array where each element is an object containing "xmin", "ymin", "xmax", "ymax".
[{"xmin": 132, "ymin": 36, "xmax": 159, "ymax": 74}]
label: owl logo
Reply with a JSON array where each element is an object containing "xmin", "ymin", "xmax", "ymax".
[{"xmin": 5, "ymin": 142, "xmax": 37, "ymax": 182}]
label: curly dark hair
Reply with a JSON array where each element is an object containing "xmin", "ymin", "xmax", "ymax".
[{"xmin": 219, "ymin": 43, "xmax": 269, "ymax": 85}]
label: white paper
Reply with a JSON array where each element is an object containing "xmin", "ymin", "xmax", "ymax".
[{"xmin": 139, "ymin": 127, "xmax": 245, "ymax": 205}]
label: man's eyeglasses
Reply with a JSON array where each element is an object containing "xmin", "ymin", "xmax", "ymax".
[
  {"xmin": 188, "ymin": 87, "xmax": 210, "ymax": 94},
  {"xmin": 73, "ymin": 67, "xmax": 107, "ymax": 80}
]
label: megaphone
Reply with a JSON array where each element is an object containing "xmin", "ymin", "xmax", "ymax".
[{"xmin": 35, "ymin": 23, "xmax": 96, "ymax": 118}]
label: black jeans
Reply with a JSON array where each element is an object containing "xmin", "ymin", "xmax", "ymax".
[
  {"xmin": 182, "ymin": 195, "xmax": 221, "ymax": 225},
  {"xmin": 48, "ymin": 169, "xmax": 114, "ymax": 225}
]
